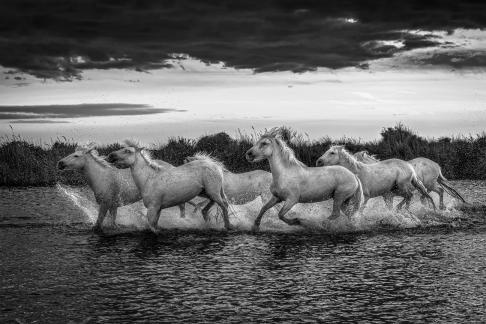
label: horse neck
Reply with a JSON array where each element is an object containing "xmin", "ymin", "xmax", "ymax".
[
  {"xmin": 267, "ymin": 149, "xmax": 297, "ymax": 182},
  {"xmin": 83, "ymin": 156, "xmax": 109, "ymax": 190},
  {"xmin": 129, "ymin": 153, "xmax": 157, "ymax": 191},
  {"xmin": 338, "ymin": 152, "xmax": 363, "ymax": 174}
]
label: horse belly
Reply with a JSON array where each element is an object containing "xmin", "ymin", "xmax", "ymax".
[
  {"xmin": 161, "ymin": 180, "xmax": 202, "ymax": 208},
  {"xmin": 299, "ymin": 183, "xmax": 333, "ymax": 203}
]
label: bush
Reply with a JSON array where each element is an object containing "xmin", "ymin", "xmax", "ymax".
[{"xmin": 1, "ymin": 124, "xmax": 486, "ymax": 186}]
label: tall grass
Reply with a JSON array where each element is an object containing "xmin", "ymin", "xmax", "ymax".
[{"xmin": 1, "ymin": 124, "xmax": 486, "ymax": 187}]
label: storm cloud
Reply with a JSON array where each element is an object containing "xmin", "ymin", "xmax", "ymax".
[
  {"xmin": 1, "ymin": 0, "xmax": 486, "ymax": 79},
  {"xmin": 0, "ymin": 103, "xmax": 185, "ymax": 120}
]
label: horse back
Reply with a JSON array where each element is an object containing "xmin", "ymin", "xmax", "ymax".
[{"xmin": 408, "ymin": 157, "xmax": 441, "ymax": 186}]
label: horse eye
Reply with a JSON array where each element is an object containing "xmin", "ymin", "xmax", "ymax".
[{"xmin": 330, "ymin": 152, "xmax": 335, "ymax": 154}]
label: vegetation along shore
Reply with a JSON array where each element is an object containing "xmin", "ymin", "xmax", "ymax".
[{"xmin": 1, "ymin": 124, "xmax": 486, "ymax": 187}]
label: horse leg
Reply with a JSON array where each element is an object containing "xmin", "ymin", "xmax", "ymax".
[
  {"xmin": 278, "ymin": 199, "xmax": 300, "ymax": 226},
  {"xmin": 213, "ymin": 196, "xmax": 233, "ymax": 231},
  {"xmin": 329, "ymin": 196, "xmax": 345, "ymax": 220},
  {"xmin": 431, "ymin": 182, "xmax": 445, "ymax": 210},
  {"xmin": 438, "ymin": 186, "xmax": 445, "ymax": 210},
  {"xmin": 193, "ymin": 200, "xmax": 207, "ymax": 213},
  {"xmin": 94, "ymin": 205, "xmax": 109, "ymax": 233},
  {"xmin": 201, "ymin": 201, "xmax": 215, "ymax": 222},
  {"xmin": 396, "ymin": 190, "xmax": 413, "ymax": 211},
  {"xmin": 383, "ymin": 193, "xmax": 394, "ymax": 210},
  {"xmin": 253, "ymin": 195, "xmax": 281, "ymax": 231},
  {"xmin": 146, "ymin": 205, "xmax": 162, "ymax": 234},
  {"xmin": 107, "ymin": 207, "xmax": 119, "ymax": 228},
  {"xmin": 178, "ymin": 204, "xmax": 186, "ymax": 218}
]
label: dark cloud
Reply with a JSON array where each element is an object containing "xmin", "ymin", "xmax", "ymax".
[
  {"xmin": 9, "ymin": 120, "xmax": 70, "ymax": 124},
  {"xmin": 0, "ymin": 103, "xmax": 185, "ymax": 120},
  {"xmin": 0, "ymin": 0, "xmax": 485, "ymax": 79}
]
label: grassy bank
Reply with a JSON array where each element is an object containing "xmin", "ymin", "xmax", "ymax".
[{"xmin": 1, "ymin": 124, "xmax": 486, "ymax": 187}]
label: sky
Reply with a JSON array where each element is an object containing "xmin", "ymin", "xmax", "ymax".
[{"xmin": 1, "ymin": 0, "xmax": 486, "ymax": 143}]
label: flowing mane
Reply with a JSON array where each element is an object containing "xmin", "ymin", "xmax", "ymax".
[
  {"xmin": 140, "ymin": 149, "xmax": 165, "ymax": 170},
  {"xmin": 89, "ymin": 150, "xmax": 114, "ymax": 168},
  {"xmin": 332, "ymin": 145, "xmax": 362, "ymax": 170},
  {"xmin": 74, "ymin": 142, "xmax": 113, "ymax": 168},
  {"xmin": 123, "ymin": 139, "xmax": 164, "ymax": 170},
  {"xmin": 123, "ymin": 139, "xmax": 144, "ymax": 150},
  {"xmin": 261, "ymin": 129, "xmax": 306, "ymax": 167},
  {"xmin": 75, "ymin": 141, "xmax": 97, "ymax": 153},
  {"xmin": 354, "ymin": 150, "xmax": 380, "ymax": 163},
  {"xmin": 188, "ymin": 152, "xmax": 227, "ymax": 171}
]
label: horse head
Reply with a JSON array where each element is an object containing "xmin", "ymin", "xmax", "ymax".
[
  {"xmin": 316, "ymin": 145, "xmax": 344, "ymax": 167},
  {"xmin": 246, "ymin": 132, "xmax": 278, "ymax": 163},
  {"xmin": 106, "ymin": 140, "xmax": 143, "ymax": 169},
  {"xmin": 57, "ymin": 142, "xmax": 97, "ymax": 170}
]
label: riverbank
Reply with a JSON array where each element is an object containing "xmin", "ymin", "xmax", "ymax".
[{"xmin": 1, "ymin": 124, "xmax": 485, "ymax": 186}]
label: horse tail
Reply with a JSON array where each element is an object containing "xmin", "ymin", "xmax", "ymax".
[
  {"xmin": 352, "ymin": 175, "xmax": 364, "ymax": 215},
  {"xmin": 437, "ymin": 172, "xmax": 466, "ymax": 203},
  {"xmin": 411, "ymin": 174, "xmax": 436, "ymax": 211}
]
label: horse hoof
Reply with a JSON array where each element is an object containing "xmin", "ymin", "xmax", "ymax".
[
  {"xmin": 251, "ymin": 225, "xmax": 260, "ymax": 232},
  {"xmin": 93, "ymin": 226, "xmax": 104, "ymax": 235},
  {"xmin": 291, "ymin": 219, "xmax": 302, "ymax": 226},
  {"xmin": 149, "ymin": 226, "xmax": 161, "ymax": 234}
]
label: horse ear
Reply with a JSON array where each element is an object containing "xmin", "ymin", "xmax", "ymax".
[{"xmin": 85, "ymin": 142, "xmax": 97, "ymax": 152}]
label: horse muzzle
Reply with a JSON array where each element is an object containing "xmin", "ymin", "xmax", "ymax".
[
  {"xmin": 106, "ymin": 153, "xmax": 118, "ymax": 163},
  {"xmin": 316, "ymin": 159, "xmax": 324, "ymax": 167},
  {"xmin": 57, "ymin": 161, "xmax": 66, "ymax": 170},
  {"xmin": 245, "ymin": 150, "xmax": 255, "ymax": 162}
]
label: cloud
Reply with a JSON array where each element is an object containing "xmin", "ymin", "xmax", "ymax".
[
  {"xmin": 0, "ymin": 0, "xmax": 485, "ymax": 79},
  {"xmin": 9, "ymin": 120, "xmax": 70, "ymax": 124},
  {"xmin": 0, "ymin": 103, "xmax": 185, "ymax": 120}
]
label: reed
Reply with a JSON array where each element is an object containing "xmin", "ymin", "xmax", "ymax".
[{"xmin": 1, "ymin": 124, "xmax": 485, "ymax": 186}]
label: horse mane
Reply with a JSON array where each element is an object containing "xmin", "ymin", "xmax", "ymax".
[
  {"xmin": 140, "ymin": 149, "xmax": 165, "ymax": 170},
  {"xmin": 261, "ymin": 129, "xmax": 306, "ymax": 167},
  {"xmin": 122, "ymin": 139, "xmax": 164, "ymax": 170},
  {"xmin": 75, "ymin": 141, "xmax": 97, "ymax": 152},
  {"xmin": 355, "ymin": 150, "xmax": 380, "ymax": 162},
  {"xmin": 123, "ymin": 139, "xmax": 144, "ymax": 149},
  {"xmin": 88, "ymin": 150, "xmax": 114, "ymax": 169},
  {"xmin": 188, "ymin": 152, "xmax": 227, "ymax": 170},
  {"xmin": 332, "ymin": 145, "xmax": 361, "ymax": 170}
]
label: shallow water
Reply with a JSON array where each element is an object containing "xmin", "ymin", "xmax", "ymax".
[{"xmin": 1, "ymin": 182, "xmax": 486, "ymax": 323}]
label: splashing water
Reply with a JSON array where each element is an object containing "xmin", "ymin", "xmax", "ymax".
[{"xmin": 56, "ymin": 183, "xmax": 467, "ymax": 234}]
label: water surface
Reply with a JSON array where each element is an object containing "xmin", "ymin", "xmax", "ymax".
[{"xmin": 1, "ymin": 182, "xmax": 486, "ymax": 323}]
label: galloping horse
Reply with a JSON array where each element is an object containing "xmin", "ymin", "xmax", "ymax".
[
  {"xmin": 107, "ymin": 141, "xmax": 232, "ymax": 233},
  {"xmin": 317, "ymin": 146, "xmax": 436, "ymax": 212},
  {"xmin": 57, "ymin": 143, "xmax": 193, "ymax": 232},
  {"xmin": 245, "ymin": 129, "xmax": 363, "ymax": 231},
  {"xmin": 354, "ymin": 151, "xmax": 465, "ymax": 209},
  {"xmin": 184, "ymin": 155, "xmax": 273, "ymax": 211}
]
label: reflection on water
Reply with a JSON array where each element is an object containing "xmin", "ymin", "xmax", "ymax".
[{"xmin": 1, "ymin": 183, "xmax": 486, "ymax": 323}]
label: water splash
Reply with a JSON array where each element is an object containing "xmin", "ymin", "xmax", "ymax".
[
  {"xmin": 56, "ymin": 184, "xmax": 98, "ymax": 223},
  {"xmin": 56, "ymin": 183, "xmax": 466, "ymax": 234}
]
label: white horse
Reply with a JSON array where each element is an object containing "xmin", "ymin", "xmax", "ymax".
[
  {"xmin": 107, "ymin": 141, "xmax": 232, "ymax": 233},
  {"xmin": 317, "ymin": 146, "xmax": 436, "ymax": 212},
  {"xmin": 57, "ymin": 144, "xmax": 192, "ymax": 233},
  {"xmin": 245, "ymin": 129, "xmax": 363, "ymax": 231},
  {"xmin": 354, "ymin": 151, "xmax": 466, "ymax": 209},
  {"xmin": 184, "ymin": 155, "xmax": 273, "ymax": 212}
]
